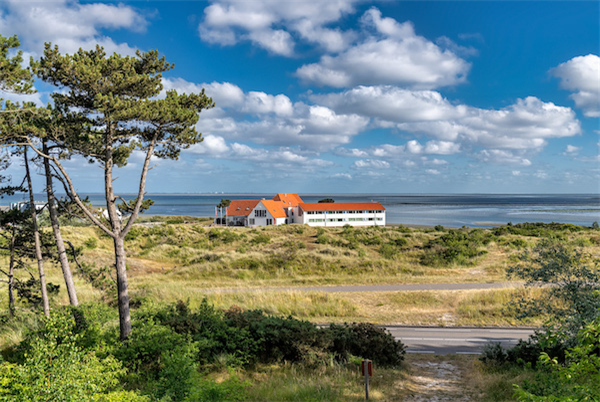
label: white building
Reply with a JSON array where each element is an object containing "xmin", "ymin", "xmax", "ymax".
[
  {"xmin": 296, "ymin": 202, "xmax": 386, "ymax": 227},
  {"xmin": 224, "ymin": 193, "xmax": 385, "ymax": 227}
]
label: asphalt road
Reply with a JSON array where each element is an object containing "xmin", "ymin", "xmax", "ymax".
[{"xmin": 385, "ymin": 326, "xmax": 536, "ymax": 355}]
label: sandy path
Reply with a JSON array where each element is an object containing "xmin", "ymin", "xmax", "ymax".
[{"xmin": 402, "ymin": 355, "xmax": 481, "ymax": 402}]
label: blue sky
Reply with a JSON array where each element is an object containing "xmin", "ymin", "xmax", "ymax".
[{"xmin": 1, "ymin": 0, "xmax": 599, "ymax": 194}]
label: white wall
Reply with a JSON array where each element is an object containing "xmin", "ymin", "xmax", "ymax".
[{"xmin": 298, "ymin": 209, "xmax": 385, "ymax": 227}]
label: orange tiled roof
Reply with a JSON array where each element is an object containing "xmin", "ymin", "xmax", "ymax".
[
  {"xmin": 272, "ymin": 193, "xmax": 303, "ymax": 207},
  {"xmin": 226, "ymin": 200, "xmax": 260, "ymax": 217},
  {"xmin": 260, "ymin": 200, "xmax": 289, "ymax": 218},
  {"xmin": 298, "ymin": 202, "xmax": 385, "ymax": 212}
]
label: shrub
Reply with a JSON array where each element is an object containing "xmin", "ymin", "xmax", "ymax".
[
  {"xmin": 0, "ymin": 310, "xmax": 141, "ymax": 402},
  {"xmin": 250, "ymin": 233, "xmax": 270, "ymax": 245},
  {"xmin": 224, "ymin": 308, "xmax": 330, "ymax": 365},
  {"xmin": 379, "ymin": 243, "xmax": 400, "ymax": 259},
  {"xmin": 84, "ymin": 237, "xmax": 98, "ymax": 249},
  {"xmin": 420, "ymin": 229, "xmax": 490, "ymax": 266},
  {"xmin": 328, "ymin": 323, "xmax": 405, "ymax": 367}
]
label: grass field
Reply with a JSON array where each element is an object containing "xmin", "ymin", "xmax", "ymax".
[{"xmin": 2, "ymin": 220, "xmax": 597, "ymax": 400}]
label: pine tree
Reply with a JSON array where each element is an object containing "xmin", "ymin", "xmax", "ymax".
[{"xmin": 31, "ymin": 44, "xmax": 213, "ymax": 340}]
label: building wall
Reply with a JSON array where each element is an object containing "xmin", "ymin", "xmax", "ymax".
[
  {"xmin": 248, "ymin": 202, "xmax": 281, "ymax": 227},
  {"xmin": 297, "ymin": 209, "xmax": 386, "ymax": 227}
]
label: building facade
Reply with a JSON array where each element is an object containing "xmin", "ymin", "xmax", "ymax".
[{"xmin": 224, "ymin": 194, "xmax": 385, "ymax": 227}]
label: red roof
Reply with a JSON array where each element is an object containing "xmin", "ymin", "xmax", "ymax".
[
  {"xmin": 261, "ymin": 200, "xmax": 288, "ymax": 218},
  {"xmin": 299, "ymin": 202, "xmax": 385, "ymax": 212},
  {"xmin": 226, "ymin": 200, "xmax": 260, "ymax": 217},
  {"xmin": 272, "ymin": 193, "xmax": 303, "ymax": 207}
]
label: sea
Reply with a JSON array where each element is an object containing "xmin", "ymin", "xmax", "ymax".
[{"xmin": 3, "ymin": 193, "xmax": 599, "ymax": 228}]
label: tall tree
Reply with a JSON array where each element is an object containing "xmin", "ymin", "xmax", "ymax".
[
  {"xmin": 22, "ymin": 146, "xmax": 49, "ymax": 317},
  {"xmin": 31, "ymin": 44, "xmax": 213, "ymax": 340}
]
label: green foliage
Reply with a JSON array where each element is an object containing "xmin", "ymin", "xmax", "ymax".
[
  {"xmin": 225, "ymin": 308, "xmax": 330, "ymax": 365},
  {"xmin": 513, "ymin": 319, "xmax": 600, "ymax": 401},
  {"xmin": 187, "ymin": 372, "xmax": 249, "ymax": 402},
  {"xmin": 208, "ymin": 228, "xmax": 240, "ymax": 244},
  {"xmin": 217, "ymin": 199, "xmax": 231, "ymax": 208},
  {"xmin": 250, "ymin": 233, "xmax": 271, "ymax": 245},
  {"xmin": 0, "ymin": 310, "xmax": 142, "ymax": 402},
  {"xmin": 421, "ymin": 229, "xmax": 491, "ymax": 266},
  {"xmin": 328, "ymin": 322, "xmax": 406, "ymax": 367},
  {"xmin": 118, "ymin": 197, "xmax": 154, "ymax": 215},
  {"xmin": 493, "ymin": 222, "xmax": 585, "ymax": 238},
  {"xmin": 506, "ymin": 239, "xmax": 600, "ymax": 336},
  {"xmin": 84, "ymin": 237, "xmax": 98, "ymax": 249},
  {"xmin": 318, "ymin": 198, "xmax": 335, "ymax": 203},
  {"xmin": 0, "ymin": 35, "xmax": 34, "ymax": 94},
  {"xmin": 14, "ymin": 277, "xmax": 60, "ymax": 306}
]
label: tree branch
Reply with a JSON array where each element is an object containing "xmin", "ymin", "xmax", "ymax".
[{"xmin": 23, "ymin": 138, "xmax": 114, "ymax": 237}]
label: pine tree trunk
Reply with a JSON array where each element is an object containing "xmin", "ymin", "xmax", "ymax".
[
  {"xmin": 8, "ymin": 224, "xmax": 16, "ymax": 317},
  {"xmin": 43, "ymin": 142, "xmax": 78, "ymax": 306},
  {"xmin": 104, "ymin": 131, "xmax": 131, "ymax": 340},
  {"xmin": 24, "ymin": 147, "xmax": 49, "ymax": 317},
  {"xmin": 114, "ymin": 235, "xmax": 131, "ymax": 340}
]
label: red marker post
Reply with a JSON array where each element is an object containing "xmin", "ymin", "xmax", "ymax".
[{"xmin": 361, "ymin": 359, "xmax": 373, "ymax": 400}]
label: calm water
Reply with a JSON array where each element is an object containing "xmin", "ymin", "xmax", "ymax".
[{"xmin": 3, "ymin": 193, "xmax": 599, "ymax": 228}]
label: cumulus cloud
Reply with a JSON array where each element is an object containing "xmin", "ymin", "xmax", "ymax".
[
  {"xmin": 163, "ymin": 78, "xmax": 370, "ymax": 151},
  {"xmin": 425, "ymin": 169, "xmax": 440, "ymax": 175},
  {"xmin": 0, "ymin": 0, "xmax": 146, "ymax": 55},
  {"xmin": 188, "ymin": 134, "xmax": 230, "ymax": 155},
  {"xmin": 550, "ymin": 54, "xmax": 600, "ymax": 117},
  {"xmin": 296, "ymin": 8, "xmax": 470, "ymax": 88},
  {"xmin": 316, "ymin": 86, "xmax": 580, "ymax": 150},
  {"xmin": 199, "ymin": 0, "xmax": 358, "ymax": 55}
]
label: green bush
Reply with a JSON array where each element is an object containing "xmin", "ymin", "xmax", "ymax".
[
  {"xmin": 420, "ymin": 229, "xmax": 490, "ymax": 266},
  {"xmin": 225, "ymin": 308, "xmax": 329, "ymax": 365},
  {"xmin": 208, "ymin": 229, "xmax": 240, "ymax": 244},
  {"xmin": 328, "ymin": 322, "xmax": 405, "ymax": 367},
  {"xmin": 84, "ymin": 237, "xmax": 98, "ymax": 249},
  {"xmin": 0, "ymin": 310, "xmax": 143, "ymax": 402},
  {"xmin": 250, "ymin": 233, "xmax": 270, "ymax": 245}
]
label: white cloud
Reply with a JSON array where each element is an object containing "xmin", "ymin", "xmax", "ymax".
[
  {"xmin": 353, "ymin": 159, "xmax": 390, "ymax": 169},
  {"xmin": 317, "ymin": 86, "xmax": 580, "ymax": 150},
  {"xmin": 435, "ymin": 36, "xmax": 478, "ymax": 57},
  {"xmin": 550, "ymin": 54, "xmax": 600, "ymax": 117},
  {"xmin": 476, "ymin": 150, "xmax": 532, "ymax": 166},
  {"xmin": 331, "ymin": 173, "xmax": 353, "ymax": 180},
  {"xmin": 564, "ymin": 145, "xmax": 581, "ymax": 155},
  {"xmin": 0, "ymin": 0, "xmax": 145, "ymax": 55},
  {"xmin": 296, "ymin": 8, "xmax": 470, "ymax": 88},
  {"xmin": 188, "ymin": 135, "xmax": 230, "ymax": 155},
  {"xmin": 425, "ymin": 169, "xmax": 440, "ymax": 175},
  {"xmin": 199, "ymin": 0, "xmax": 358, "ymax": 55},
  {"xmin": 512, "ymin": 170, "xmax": 521, "ymax": 176}
]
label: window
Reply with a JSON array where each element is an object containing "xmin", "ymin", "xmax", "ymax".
[
  {"xmin": 266, "ymin": 218, "xmax": 273, "ymax": 225},
  {"xmin": 249, "ymin": 218, "xmax": 255, "ymax": 225},
  {"xmin": 255, "ymin": 210, "xmax": 266, "ymax": 217}
]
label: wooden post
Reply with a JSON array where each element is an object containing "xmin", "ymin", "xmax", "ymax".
[{"xmin": 362, "ymin": 359, "xmax": 372, "ymax": 401}]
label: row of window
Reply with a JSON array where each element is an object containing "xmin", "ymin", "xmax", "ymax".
[
  {"xmin": 305, "ymin": 210, "xmax": 381, "ymax": 215},
  {"xmin": 307, "ymin": 217, "xmax": 384, "ymax": 223},
  {"xmin": 255, "ymin": 210, "xmax": 267, "ymax": 217}
]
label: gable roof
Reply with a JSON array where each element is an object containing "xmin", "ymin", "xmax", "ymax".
[
  {"xmin": 298, "ymin": 202, "xmax": 386, "ymax": 212},
  {"xmin": 272, "ymin": 193, "xmax": 303, "ymax": 207},
  {"xmin": 226, "ymin": 200, "xmax": 260, "ymax": 217},
  {"xmin": 260, "ymin": 200, "xmax": 288, "ymax": 218}
]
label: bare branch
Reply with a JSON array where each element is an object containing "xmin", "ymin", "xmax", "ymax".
[{"xmin": 24, "ymin": 139, "xmax": 114, "ymax": 237}]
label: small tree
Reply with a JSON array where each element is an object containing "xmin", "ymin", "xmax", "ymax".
[
  {"xmin": 216, "ymin": 199, "xmax": 231, "ymax": 208},
  {"xmin": 318, "ymin": 198, "xmax": 335, "ymax": 203},
  {"xmin": 507, "ymin": 239, "xmax": 600, "ymax": 337},
  {"xmin": 31, "ymin": 44, "xmax": 213, "ymax": 340}
]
